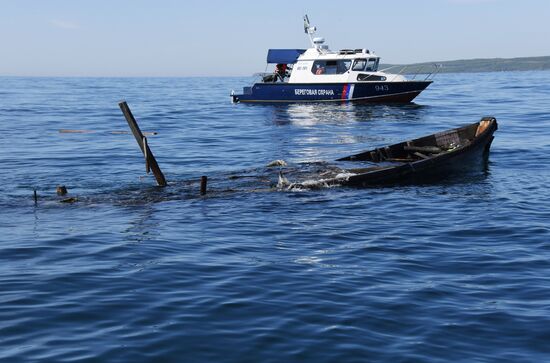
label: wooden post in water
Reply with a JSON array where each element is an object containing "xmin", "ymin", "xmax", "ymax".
[
  {"xmin": 118, "ymin": 101, "xmax": 167, "ymax": 187},
  {"xmin": 200, "ymin": 176, "xmax": 208, "ymax": 195},
  {"xmin": 143, "ymin": 137, "xmax": 150, "ymax": 174},
  {"xmin": 33, "ymin": 189, "xmax": 38, "ymax": 205}
]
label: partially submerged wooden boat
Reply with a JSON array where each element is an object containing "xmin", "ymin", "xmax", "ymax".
[
  {"xmin": 117, "ymin": 102, "xmax": 498, "ymax": 192},
  {"xmin": 333, "ymin": 117, "xmax": 497, "ymax": 187}
]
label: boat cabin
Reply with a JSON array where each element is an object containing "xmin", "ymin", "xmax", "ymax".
[
  {"xmin": 230, "ymin": 15, "xmax": 433, "ymax": 103},
  {"xmin": 264, "ymin": 43, "xmax": 403, "ymax": 84}
]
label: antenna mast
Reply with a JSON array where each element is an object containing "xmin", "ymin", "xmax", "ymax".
[
  {"xmin": 303, "ymin": 15, "xmax": 327, "ymax": 52},
  {"xmin": 303, "ymin": 15, "xmax": 317, "ymax": 48}
]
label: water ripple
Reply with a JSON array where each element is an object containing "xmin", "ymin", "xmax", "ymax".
[{"xmin": 1, "ymin": 73, "xmax": 550, "ymax": 362}]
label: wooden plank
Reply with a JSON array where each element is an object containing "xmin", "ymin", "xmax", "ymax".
[
  {"xmin": 413, "ymin": 151, "xmax": 429, "ymax": 159},
  {"xmin": 404, "ymin": 145, "xmax": 442, "ymax": 154},
  {"xmin": 118, "ymin": 101, "xmax": 167, "ymax": 187}
]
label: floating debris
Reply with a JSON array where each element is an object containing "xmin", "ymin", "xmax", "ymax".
[
  {"xmin": 267, "ymin": 159, "xmax": 287, "ymax": 167},
  {"xmin": 277, "ymin": 171, "xmax": 290, "ymax": 188}
]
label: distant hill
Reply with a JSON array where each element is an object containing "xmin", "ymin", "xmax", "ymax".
[{"xmin": 381, "ymin": 56, "xmax": 550, "ymax": 74}]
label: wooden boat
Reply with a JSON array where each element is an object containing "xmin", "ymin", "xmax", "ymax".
[{"xmin": 333, "ymin": 117, "xmax": 497, "ymax": 187}]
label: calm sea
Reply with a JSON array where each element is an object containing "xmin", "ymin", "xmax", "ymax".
[{"xmin": 1, "ymin": 72, "xmax": 550, "ymax": 362}]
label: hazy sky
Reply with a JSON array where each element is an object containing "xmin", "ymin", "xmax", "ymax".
[{"xmin": 1, "ymin": 0, "xmax": 549, "ymax": 76}]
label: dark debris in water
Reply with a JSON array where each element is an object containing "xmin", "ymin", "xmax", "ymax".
[
  {"xmin": 23, "ymin": 161, "xmax": 489, "ymax": 208},
  {"xmin": 24, "ymin": 162, "xmax": 355, "ymax": 207}
]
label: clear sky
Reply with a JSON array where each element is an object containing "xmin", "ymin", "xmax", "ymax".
[{"xmin": 1, "ymin": 0, "xmax": 549, "ymax": 77}]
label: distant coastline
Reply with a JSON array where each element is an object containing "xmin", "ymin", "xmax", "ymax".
[{"xmin": 382, "ymin": 55, "xmax": 550, "ymax": 74}]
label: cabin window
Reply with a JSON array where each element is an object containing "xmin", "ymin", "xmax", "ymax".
[
  {"xmin": 352, "ymin": 59, "xmax": 367, "ymax": 71},
  {"xmin": 311, "ymin": 60, "xmax": 351, "ymax": 75},
  {"xmin": 366, "ymin": 58, "xmax": 378, "ymax": 71},
  {"xmin": 338, "ymin": 60, "xmax": 352, "ymax": 73}
]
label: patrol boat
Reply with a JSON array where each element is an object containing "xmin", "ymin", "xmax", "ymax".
[{"xmin": 231, "ymin": 15, "xmax": 436, "ymax": 104}]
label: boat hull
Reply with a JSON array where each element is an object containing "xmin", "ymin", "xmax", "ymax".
[
  {"xmin": 336, "ymin": 118, "xmax": 498, "ymax": 187},
  {"xmin": 232, "ymin": 81, "xmax": 432, "ymax": 104}
]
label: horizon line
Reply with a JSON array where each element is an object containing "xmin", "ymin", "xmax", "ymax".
[{"xmin": 2, "ymin": 54, "xmax": 549, "ymax": 78}]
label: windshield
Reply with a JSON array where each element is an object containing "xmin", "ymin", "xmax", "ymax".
[
  {"xmin": 352, "ymin": 58, "xmax": 379, "ymax": 72},
  {"xmin": 352, "ymin": 59, "xmax": 367, "ymax": 71},
  {"xmin": 366, "ymin": 58, "xmax": 378, "ymax": 71}
]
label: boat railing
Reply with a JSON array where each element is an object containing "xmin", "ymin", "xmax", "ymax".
[
  {"xmin": 411, "ymin": 63, "xmax": 442, "ymax": 81},
  {"xmin": 253, "ymin": 72, "xmax": 290, "ymax": 83},
  {"xmin": 382, "ymin": 63, "xmax": 442, "ymax": 82},
  {"xmin": 253, "ymin": 72, "xmax": 273, "ymax": 79}
]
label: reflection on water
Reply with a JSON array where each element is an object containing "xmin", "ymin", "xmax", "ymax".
[
  {"xmin": 123, "ymin": 203, "xmax": 158, "ymax": 244},
  {"xmin": 257, "ymin": 102, "xmax": 432, "ymax": 163},
  {"xmin": 266, "ymin": 102, "xmax": 430, "ymax": 126}
]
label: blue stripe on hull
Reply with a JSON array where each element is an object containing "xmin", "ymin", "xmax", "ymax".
[{"xmin": 232, "ymin": 81, "xmax": 432, "ymax": 103}]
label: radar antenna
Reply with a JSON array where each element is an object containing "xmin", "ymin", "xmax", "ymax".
[{"xmin": 303, "ymin": 15, "xmax": 327, "ymax": 52}]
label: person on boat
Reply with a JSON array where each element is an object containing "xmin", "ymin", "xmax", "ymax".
[
  {"xmin": 315, "ymin": 65, "xmax": 325, "ymax": 75},
  {"xmin": 275, "ymin": 63, "xmax": 287, "ymax": 82}
]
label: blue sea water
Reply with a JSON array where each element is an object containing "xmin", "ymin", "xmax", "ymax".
[{"xmin": 1, "ymin": 72, "xmax": 550, "ymax": 362}]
